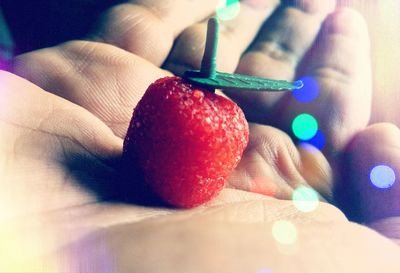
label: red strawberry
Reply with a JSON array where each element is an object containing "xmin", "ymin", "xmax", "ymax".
[{"xmin": 123, "ymin": 76, "xmax": 249, "ymax": 208}]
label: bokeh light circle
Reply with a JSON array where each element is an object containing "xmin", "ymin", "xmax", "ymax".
[
  {"xmin": 272, "ymin": 220, "xmax": 297, "ymax": 245},
  {"xmin": 216, "ymin": 0, "xmax": 241, "ymax": 21},
  {"xmin": 293, "ymin": 76, "xmax": 319, "ymax": 103},
  {"xmin": 292, "ymin": 186, "xmax": 319, "ymax": 212},
  {"xmin": 298, "ymin": 142, "xmax": 319, "ymax": 154},
  {"xmin": 300, "ymin": 129, "xmax": 326, "ymax": 150},
  {"xmin": 292, "ymin": 113, "xmax": 318, "ymax": 141},
  {"xmin": 370, "ymin": 165, "xmax": 396, "ymax": 189}
]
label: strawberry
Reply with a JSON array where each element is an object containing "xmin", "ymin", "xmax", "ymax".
[{"xmin": 123, "ymin": 76, "xmax": 249, "ymax": 208}]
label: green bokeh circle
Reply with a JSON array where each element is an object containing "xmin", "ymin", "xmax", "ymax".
[
  {"xmin": 292, "ymin": 113, "xmax": 318, "ymax": 141},
  {"xmin": 216, "ymin": 0, "xmax": 241, "ymax": 21}
]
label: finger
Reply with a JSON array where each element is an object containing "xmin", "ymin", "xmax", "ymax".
[
  {"xmin": 164, "ymin": 0, "xmax": 281, "ymax": 75},
  {"xmin": 13, "ymin": 41, "xmax": 170, "ymax": 138},
  {"xmin": 0, "ymin": 71, "xmax": 122, "ymax": 216},
  {"xmin": 92, "ymin": 0, "xmax": 219, "ymax": 66},
  {"xmin": 335, "ymin": 123, "xmax": 400, "ymax": 244},
  {"xmin": 298, "ymin": 143, "xmax": 333, "ymax": 200},
  {"xmin": 275, "ymin": 7, "xmax": 372, "ymax": 153},
  {"xmin": 224, "ymin": 0, "xmax": 336, "ymax": 120},
  {"xmin": 227, "ymin": 124, "xmax": 333, "ymax": 200}
]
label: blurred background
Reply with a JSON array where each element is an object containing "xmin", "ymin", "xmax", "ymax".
[
  {"xmin": 1, "ymin": 0, "xmax": 399, "ymax": 124},
  {"xmin": 0, "ymin": 0, "xmax": 125, "ymax": 55}
]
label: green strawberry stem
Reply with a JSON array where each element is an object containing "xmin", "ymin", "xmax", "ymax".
[
  {"xmin": 200, "ymin": 17, "xmax": 218, "ymax": 79},
  {"xmin": 183, "ymin": 18, "xmax": 303, "ymax": 92}
]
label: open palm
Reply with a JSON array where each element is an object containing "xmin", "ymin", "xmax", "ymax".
[{"xmin": 2, "ymin": 1, "xmax": 400, "ymax": 272}]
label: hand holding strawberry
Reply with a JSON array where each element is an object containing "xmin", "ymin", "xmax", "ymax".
[
  {"xmin": 121, "ymin": 18, "xmax": 301, "ymax": 208},
  {"xmin": 5, "ymin": 1, "xmax": 400, "ymax": 271}
]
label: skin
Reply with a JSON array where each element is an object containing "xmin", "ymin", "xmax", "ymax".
[
  {"xmin": 2, "ymin": 0, "xmax": 400, "ymax": 272},
  {"xmin": 336, "ymin": 0, "xmax": 400, "ymax": 126}
]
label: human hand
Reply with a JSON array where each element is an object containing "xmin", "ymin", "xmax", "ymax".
[
  {"xmin": 1, "ymin": 72, "xmax": 399, "ymax": 272},
  {"xmin": 13, "ymin": 0, "xmax": 367, "ymax": 200},
  {"xmin": 4, "ymin": 0, "xmax": 400, "ymax": 272}
]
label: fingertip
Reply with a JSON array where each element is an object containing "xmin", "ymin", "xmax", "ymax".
[
  {"xmin": 346, "ymin": 123, "xmax": 400, "ymax": 152},
  {"xmin": 298, "ymin": 143, "xmax": 333, "ymax": 200},
  {"xmin": 340, "ymin": 123, "xmax": 400, "ymax": 223},
  {"xmin": 323, "ymin": 7, "xmax": 370, "ymax": 42}
]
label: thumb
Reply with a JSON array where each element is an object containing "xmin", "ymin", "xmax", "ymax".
[
  {"xmin": 13, "ymin": 41, "xmax": 170, "ymax": 138},
  {"xmin": 335, "ymin": 123, "xmax": 400, "ymax": 244}
]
